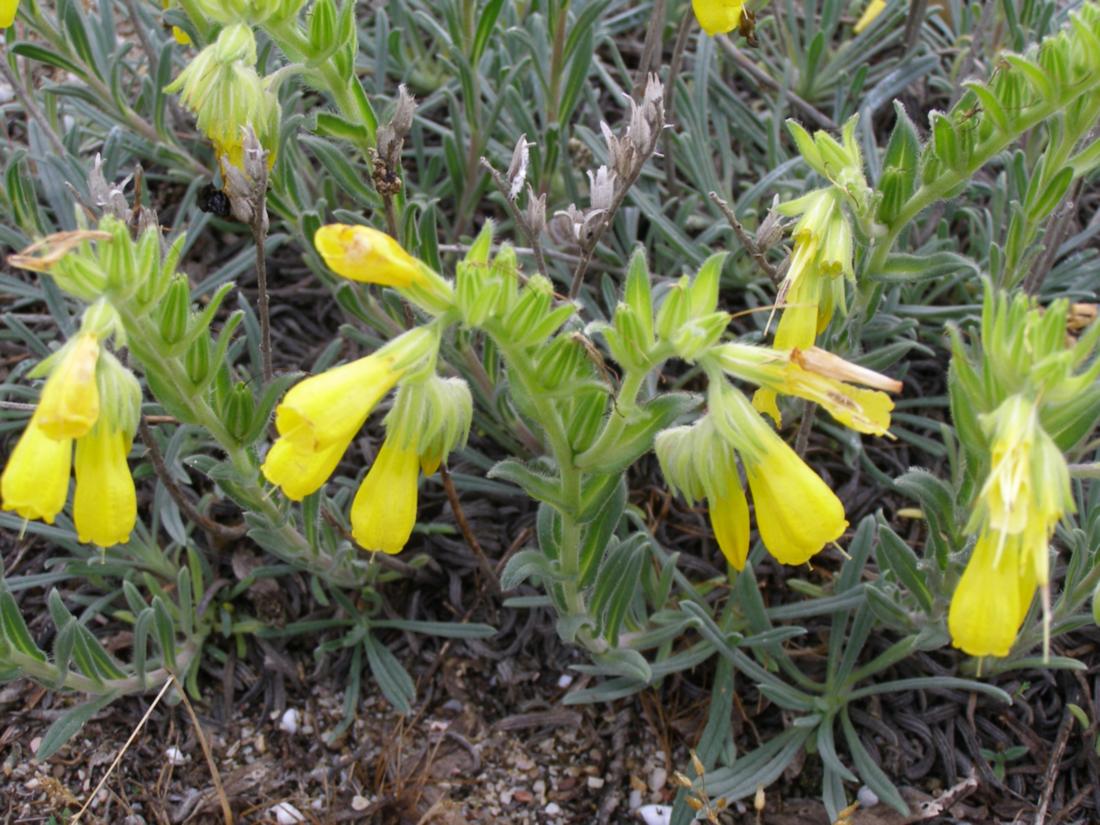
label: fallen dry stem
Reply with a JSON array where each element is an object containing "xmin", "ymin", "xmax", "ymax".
[{"xmin": 70, "ymin": 677, "xmax": 174, "ymax": 825}]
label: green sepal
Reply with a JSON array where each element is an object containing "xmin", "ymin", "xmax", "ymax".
[
  {"xmin": 221, "ymin": 381, "xmax": 255, "ymax": 444},
  {"xmin": 157, "ymin": 276, "xmax": 191, "ymax": 346},
  {"xmin": 623, "ymin": 247, "xmax": 654, "ymax": 343},
  {"xmin": 307, "ymin": 0, "xmax": 340, "ymax": 63},
  {"xmin": 688, "ymin": 252, "xmax": 728, "ymax": 317},
  {"xmin": 487, "ymin": 458, "xmax": 564, "ymax": 509},
  {"xmin": 566, "ymin": 387, "xmax": 609, "ymax": 453},
  {"xmin": 575, "ymin": 392, "xmax": 699, "ymax": 474}
]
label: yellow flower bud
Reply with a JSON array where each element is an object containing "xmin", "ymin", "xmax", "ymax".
[
  {"xmin": 691, "ymin": 0, "xmax": 743, "ymax": 35},
  {"xmin": 73, "ymin": 426, "xmax": 136, "ymax": 547},
  {"xmin": 1, "ymin": 417, "xmax": 71, "ymax": 524},
  {"xmin": 350, "ymin": 438, "xmax": 420, "ymax": 554},
  {"xmin": 314, "ymin": 224, "xmax": 425, "ymax": 289},
  {"xmin": 36, "ymin": 333, "xmax": 101, "ymax": 440},
  {"xmin": 1, "ymin": 0, "xmax": 18, "ymax": 28}
]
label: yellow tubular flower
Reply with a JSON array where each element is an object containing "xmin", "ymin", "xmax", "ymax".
[
  {"xmin": 0, "ymin": 0, "xmax": 17, "ymax": 28},
  {"xmin": 1, "ymin": 417, "xmax": 71, "ymax": 523},
  {"xmin": 948, "ymin": 531, "xmax": 1037, "ymax": 657},
  {"xmin": 773, "ymin": 256, "xmax": 824, "ymax": 352},
  {"xmin": 350, "ymin": 438, "xmax": 420, "ymax": 554},
  {"xmin": 707, "ymin": 474, "xmax": 750, "ymax": 570},
  {"xmin": 744, "ymin": 436, "xmax": 847, "ymax": 565},
  {"xmin": 854, "ymin": 0, "xmax": 886, "ymax": 34},
  {"xmin": 36, "ymin": 333, "xmax": 101, "ymax": 440},
  {"xmin": 715, "ymin": 382, "xmax": 847, "ymax": 565},
  {"xmin": 315, "ymin": 225, "xmax": 425, "ymax": 289},
  {"xmin": 274, "ymin": 353, "xmax": 402, "ymax": 451},
  {"xmin": 691, "ymin": 0, "xmax": 743, "ymax": 35},
  {"xmin": 72, "ymin": 427, "xmax": 136, "ymax": 546},
  {"xmin": 260, "ymin": 438, "xmax": 348, "ymax": 502}
]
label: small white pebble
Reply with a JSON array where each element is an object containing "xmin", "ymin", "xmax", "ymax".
[
  {"xmin": 269, "ymin": 802, "xmax": 305, "ymax": 824},
  {"xmin": 586, "ymin": 776, "xmax": 605, "ymax": 789},
  {"xmin": 545, "ymin": 802, "xmax": 561, "ymax": 815},
  {"xmin": 628, "ymin": 788, "xmax": 643, "ymax": 810},
  {"xmin": 858, "ymin": 786, "xmax": 880, "ymax": 807},
  {"xmin": 351, "ymin": 795, "xmax": 369, "ymax": 811},
  {"xmin": 500, "ymin": 789, "xmax": 514, "ymax": 805},
  {"xmin": 29, "ymin": 737, "xmax": 42, "ymax": 754},
  {"xmin": 637, "ymin": 804, "xmax": 673, "ymax": 825},
  {"xmin": 164, "ymin": 747, "xmax": 188, "ymax": 766},
  {"xmin": 647, "ymin": 767, "xmax": 667, "ymax": 792},
  {"xmin": 279, "ymin": 708, "xmax": 300, "ymax": 735},
  {"xmin": 557, "ymin": 674, "xmax": 573, "ymax": 689}
]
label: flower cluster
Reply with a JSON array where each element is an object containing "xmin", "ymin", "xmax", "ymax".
[
  {"xmin": 947, "ymin": 396, "xmax": 1072, "ymax": 657},
  {"xmin": 262, "ymin": 225, "xmax": 470, "ymax": 554},
  {"xmin": 1, "ymin": 305, "xmax": 141, "ymax": 547},
  {"xmin": 657, "ymin": 347, "xmax": 898, "ymax": 570},
  {"xmin": 945, "ymin": 288, "xmax": 1100, "ymax": 658},
  {"xmin": 164, "ymin": 23, "xmax": 280, "ymax": 176},
  {"xmin": 658, "ymin": 381, "xmax": 848, "ymax": 570}
]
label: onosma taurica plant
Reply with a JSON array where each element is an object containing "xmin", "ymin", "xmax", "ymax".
[{"xmin": 1, "ymin": 0, "xmax": 1099, "ymax": 819}]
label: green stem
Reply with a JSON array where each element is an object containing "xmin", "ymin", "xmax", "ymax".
[
  {"xmin": 866, "ymin": 76, "xmax": 1100, "ymax": 278},
  {"xmin": 117, "ymin": 307, "xmax": 365, "ymax": 584},
  {"xmin": 492, "ymin": 336, "xmax": 588, "ymax": 621},
  {"xmin": 9, "ymin": 641, "xmax": 198, "ymax": 696}
]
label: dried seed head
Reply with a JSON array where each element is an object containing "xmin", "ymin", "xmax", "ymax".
[
  {"xmin": 377, "ymin": 85, "xmax": 417, "ymax": 171},
  {"xmin": 523, "ymin": 185, "xmax": 547, "ymax": 235},
  {"xmin": 672, "ymin": 771, "xmax": 694, "ymax": 789},
  {"xmin": 242, "ymin": 126, "xmax": 268, "ymax": 183},
  {"xmin": 690, "ymin": 750, "xmax": 705, "ymax": 776},
  {"xmin": 507, "ymin": 134, "xmax": 531, "ymax": 201},
  {"xmin": 756, "ymin": 196, "xmax": 788, "ymax": 250},
  {"xmin": 587, "ymin": 165, "xmax": 616, "ymax": 212},
  {"xmin": 88, "ymin": 155, "xmax": 131, "ymax": 220},
  {"xmin": 391, "ymin": 84, "xmax": 416, "ymax": 138}
]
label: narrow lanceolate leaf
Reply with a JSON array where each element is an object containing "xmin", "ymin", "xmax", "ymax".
[
  {"xmin": 363, "ymin": 632, "xmax": 415, "ymax": 714},
  {"xmin": 36, "ymin": 692, "xmax": 121, "ymax": 761},
  {"xmin": 0, "ymin": 592, "xmax": 47, "ymax": 662}
]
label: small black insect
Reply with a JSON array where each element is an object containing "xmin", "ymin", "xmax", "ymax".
[{"xmin": 198, "ymin": 183, "xmax": 231, "ymax": 218}]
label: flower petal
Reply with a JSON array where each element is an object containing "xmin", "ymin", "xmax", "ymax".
[
  {"xmin": 708, "ymin": 475, "xmax": 750, "ymax": 570},
  {"xmin": 275, "ymin": 353, "xmax": 401, "ymax": 451},
  {"xmin": 745, "ymin": 437, "xmax": 847, "ymax": 565},
  {"xmin": 691, "ymin": 0, "xmax": 743, "ymax": 35},
  {"xmin": 315, "ymin": 224, "xmax": 424, "ymax": 288},
  {"xmin": 350, "ymin": 439, "xmax": 420, "ymax": 554},
  {"xmin": 948, "ymin": 532, "xmax": 1037, "ymax": 657},
  {"xmin": 1, "ymin": 418, "xmax": 71, "ymax": 523},
  {"xmin": 73, "ymin": 428, "xmax": 136, "ymax": 546},
  {"xmin": 261, "ymin": 437, "xmax": 349, "ymax": 501},
  {"xmin": 36, "ymin": 333, "xmax": 101, "ymax": 440},
  {"xmin": 0, "ymin": 0, "xmax": 18, "ymax": 28}
]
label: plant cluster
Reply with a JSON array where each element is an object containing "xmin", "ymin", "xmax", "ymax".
[{"xmin": 0, "ymin": 0, "xmax": 1098, "ymax": 819}]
